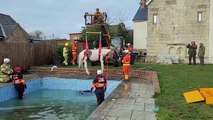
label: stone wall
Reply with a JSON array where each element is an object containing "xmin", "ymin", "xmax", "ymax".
[
  {"xmin": 209, "ymin": 0, "xmax": 213, "ymax": 63},
  {"xmin": 147, "ymin": 0, "xmax": 210, "ymax": 63}
]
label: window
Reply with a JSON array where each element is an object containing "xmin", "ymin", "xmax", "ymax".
[
  {"xmin": 74, "ymin": 36, "xmax": 79, "ymax": 40},
  {"xmin": 153, "ymin": 14, "xmax": 157, "ymax": 24},
  {"xmin": 197, "ymin": 12, "xmax": 202, "ymax": 22}
]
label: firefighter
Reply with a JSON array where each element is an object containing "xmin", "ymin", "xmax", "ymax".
[
  {"xmin": 12, "ymin": 67, "xmax": 27, "ymax": 100},
  {"xmin": 90, "ymin": 70, "xmax": 107, "ymax": 105},
  {"xmin": 71, "ymin": 41, "xmax": 77, "ymax": 65},
  {"xmin": 122, "ymin": 50, "xmax": 131, "ymax": 81},
  {"xmin": 0, "ymin": 58, "xmax": 13, "ymax": 83},
  {"xmin": 126, "ymin": 43, "xmax": 133, "ymax": 53},
  {"xmin": 93, "ymin": 8, "xmax": 104, "ymax": 24},
  {"xmin": 63, "ymin": 42, "xmax": 69, "ymax": 66},
  {"xmin": 126, "ymin": 43, "xmax": 135, "ymax": 65}
]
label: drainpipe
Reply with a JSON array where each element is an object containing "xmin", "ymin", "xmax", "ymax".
[{"xmin": 209, "ymin": 0, "xmax": 213, "ymax": 63}]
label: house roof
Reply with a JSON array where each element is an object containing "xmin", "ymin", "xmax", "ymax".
[
  {"xmin": 0, "ymin": 13, "xmax": 18, "ymax": 38},
  {"xmin": 132, "ymin": 6, "xmax": 148, "ymax": 21},
  {"xmin": 0, "ymin": 13, "xmax": 17, "ymax": 25}
]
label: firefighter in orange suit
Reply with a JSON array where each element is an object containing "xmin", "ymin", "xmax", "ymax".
[
  {"xmin": 91, "ymin": 70, "xmax": 107, "ymax": 105},
  {"xmin": 71, "ymin": 41, "xmax": 77, "ymax": 65},
  {"xmin": 126, "ymin": 43, "xmax": 133, "ymax": 53},
  {"xmin": 12, "ymin": 67, "xmax": 27, "ymax": 100},
  {"xmin": 122, "ymin": 50, "xmax": 131, "ymax": 80},
  {"xmin": 127, "ymin": 43, "xmax": 135, "ymax": 65}
]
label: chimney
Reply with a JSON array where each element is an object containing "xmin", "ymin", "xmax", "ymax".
[{"xmin": 140, "ymin": 0, "xmax": 146, "ymax": 8}]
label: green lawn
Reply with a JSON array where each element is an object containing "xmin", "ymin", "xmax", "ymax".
[{"xmin": 132, "ymin": 64, "xmax": 213, "ymax": 120}]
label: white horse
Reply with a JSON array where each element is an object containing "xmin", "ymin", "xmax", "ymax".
[{"xmin": 78, "ymin": 48, "xmax": 118, "ymax": 75}]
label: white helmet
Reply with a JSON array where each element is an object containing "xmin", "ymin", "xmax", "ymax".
[
  {"xmin": 97, "ymin": 70, "xmax": 103, "ymax": 75},
  {"xmin": 123, "ymin": 50, "xmax": 129, "ymax": 53},
  {"xmin": 127, "ymin": 43, "xmax": 131, "ymax": 46},
  {"xmin": 3, "ymin": 58, "xmax": 10, "ymax": 64}
]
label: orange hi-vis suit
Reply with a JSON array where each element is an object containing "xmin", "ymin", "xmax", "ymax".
[
  {"xmin": 122, "ymin": 53, "xmax": 131, "ymax": 80},
  {"xmin": 71, "ymin": 42, "xmax": 77, "ymax": 65}
]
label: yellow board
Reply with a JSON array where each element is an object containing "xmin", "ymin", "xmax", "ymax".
[
  {"xmin": 183, "ymin": 90, "xmax": 205, "ymax": 103},
  {"xmin": 199, "ymin": 88, "xmax": 213, "ymax": 98},
  {"xmin": 205, "ymin": 97, "xmax": 213, "ymax": 104},
  {"xmin": 199, "ymin": 88, "xmax": 213, "ymax": 104}
]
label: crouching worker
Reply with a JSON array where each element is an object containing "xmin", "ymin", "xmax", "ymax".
[
  {"xmin": 91, "ymin": 70, "xmax": 107, "ymax": 105},
  {"xmin": 12, "ymin": 67, "xmax": 27, "ymax": 100},
  {"xmin": 0, "ymin": 58, "xmax": 13, "ymax": 83}
]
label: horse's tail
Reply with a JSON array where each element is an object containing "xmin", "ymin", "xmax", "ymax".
[{"xmin": 78, "ymin": 50, "xmax": 84, "ymax": 68}]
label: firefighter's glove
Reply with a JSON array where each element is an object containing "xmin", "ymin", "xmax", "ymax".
[{"xmin": 90, "ymin": 88, "xmax": 93, "ymax": 92}]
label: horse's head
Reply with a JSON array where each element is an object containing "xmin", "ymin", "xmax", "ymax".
[{"xmin": 105, "ymin": 49, "xmax": 121, "ymax": 66}]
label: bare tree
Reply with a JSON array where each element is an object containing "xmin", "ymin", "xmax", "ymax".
[
  {"xmin": 29, "ymin": 30, "xmax": 47, "ymax": 40},
  {"xmin": 106, "ymin": 11, "xmax": 128, "ymax": 25}
]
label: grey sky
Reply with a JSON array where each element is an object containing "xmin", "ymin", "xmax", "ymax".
[{"xmin": 0, "ymin": 0, "xmax": 139, "ymax": 39}]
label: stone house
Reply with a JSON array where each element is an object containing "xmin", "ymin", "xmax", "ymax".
[
  {"xmin": 146, "ymin": 0, "xmax": 213, "ymax": 63},
  {"xmin": 0, "ymin": 13, "xmax": 30, "ymax": 43}
]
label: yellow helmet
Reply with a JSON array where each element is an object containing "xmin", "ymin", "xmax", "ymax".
[{"xmin": 65, "ymin": 43, "xmax": 69, "ymax": 46}]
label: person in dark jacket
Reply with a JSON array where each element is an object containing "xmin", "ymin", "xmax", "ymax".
[
  {"xmin": 90, "ymin": 70, "xmax": 107, "ymax": 105},
  {"xmin": 186, "ymin": 41, "xmax": 197, "ymax": 65},
  {"xmin": 12, "ymin": 67, "xmax": 27, "ymax": 100},
  {"xmin": 198, "ymin": 43, "xmax": 205, "ymax": 65}
]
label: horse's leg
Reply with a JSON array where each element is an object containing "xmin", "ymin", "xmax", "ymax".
[
  {"xmin": 78, "ymin": 53, "xmax": 83, "ymax": 68},
  {"xmin": 78, "ymin": 57, "xmax": 82, "ymax": 68},
  {"xmin": 83, "ymin": 56, "xmax": 90, "ymax": 75},
  {"xmin": 100, "ymin": 55, "xmax": 104, "ymax": 71}
]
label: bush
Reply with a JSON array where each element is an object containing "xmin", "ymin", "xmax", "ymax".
[{"xmin": 53, "ymin": 45, "xmax": 63, "ymax": 65}]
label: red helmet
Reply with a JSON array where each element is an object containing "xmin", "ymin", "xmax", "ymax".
[{"xmin": 14, "ymin": 67, "xmax": 21, "ymax": 72}]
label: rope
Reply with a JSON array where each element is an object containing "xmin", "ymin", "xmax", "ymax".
[
  {"xmin": 82, "ymin": 35, "xmax": 89, "ymax": 61},
  {"xmin": 98, "ymin": 32, "xmax": 102, "ymax": 60},
  {"xmin": 106, "ymin": 58, "xmax": 108, "ymax": 79}
]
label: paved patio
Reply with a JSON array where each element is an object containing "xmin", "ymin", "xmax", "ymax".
[{"xmin": 87, "ymin": 79, "xmax": 157, "ymax": 120}]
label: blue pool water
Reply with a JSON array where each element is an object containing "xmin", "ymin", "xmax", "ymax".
[{"xmin": 0, "ymin": 77, "xmax": 121, "ymax": 120}]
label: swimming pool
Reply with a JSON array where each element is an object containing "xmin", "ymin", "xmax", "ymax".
[{"xmin": 0, "ymin": 77, "xmax": 121, "ymax": 120}]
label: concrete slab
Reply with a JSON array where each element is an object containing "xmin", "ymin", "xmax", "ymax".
[
  {"xmin": 135, "ymin": 98, "xmax": 155, "ymax": 105},
  {"xmin": 104, "ymin": 116, "xmax": 118, "ymax": 120},
  {"xmin": 111, "ymin": 103, "xmax": 144, "ymax": 112},
  {"xmin": 144, "ymin": 103, "xmax": 155, "ymax": 112},
  {"xmin": 117, "ymin": 117, "xmax": 131, "ymax": 120},
  {"xmin": 115, "ymin": 98, "xmax": 135, "ymax": 104},
  {"xmin": 131, "ymin": 111, "xmax": 156, "ymax": 120},
  {"xmin": 107, "ymin": 109, "xmax": 132, "ymax": 119}
]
